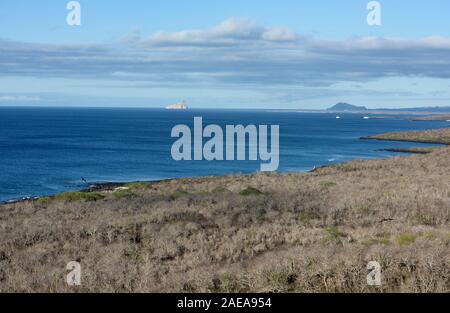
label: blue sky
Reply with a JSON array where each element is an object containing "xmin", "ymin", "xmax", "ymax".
[{"xmin": 1, "ymin": 0, "xmax": 450, "ymax": 108}]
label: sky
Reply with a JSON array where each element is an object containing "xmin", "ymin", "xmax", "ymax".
[{"xmin": 1, "ymin": 0, "xmax": 450, "ymax": 109}]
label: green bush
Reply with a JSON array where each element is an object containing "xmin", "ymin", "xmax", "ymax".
[
  {"xmin": 396, "ymin": 234, "xmax": 416, "ymax": 245},
  {"xmin": 35, "ymin": 197, "xmax": 51, "ymax": 204},
  {"xmin": 55, "ymin": 191, "xmax": 104, "ymax": 202},
  {"xmin": 113, "ymin": 189, "xmax": 136, "ymax": 199},
  {"xmin": 170, "ymin": 189, "xmax": 189, "ymax": 199},
  {"xmin": 212, "ymin": 186, "xmax": 229, "ymax": 193},
  {"xmin": 323, "ymin": 226, "xmax": 346, "ymax": 241},
  {"xmin": 239, "ymin": 187, "xmax": 263, "ymax": 196}
]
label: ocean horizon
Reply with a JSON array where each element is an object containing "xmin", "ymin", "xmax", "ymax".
[{"xmin": 1, "ymin": 107, "xmax": 448, "ymax": 203}]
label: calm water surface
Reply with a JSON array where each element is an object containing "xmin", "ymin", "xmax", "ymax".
[{"xmin": 0, "ymin": 107, "xmax": 447, "ymax": 202}]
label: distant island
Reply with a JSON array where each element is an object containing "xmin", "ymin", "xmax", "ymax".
[
  {"xmin": 327, "ymin": 102, "xmax": 367, "ymax": 112},
  {"xmin": 378, "ymin": 106, "xmax": 450, "ymax": 113},
  {"xmin": 325, "ymin": 102, "xmax": 450, "ymax": 114}
]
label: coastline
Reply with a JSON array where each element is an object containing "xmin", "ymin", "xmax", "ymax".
[
  {"xmin": 1, "ymin": 130, "xmax": 448, "ymax": 292},
  {"xmin": 361, "ymin": 127, "xmax": 450, "ymax": 145},
  {"xmin": 2, "ymin": 127, "xmax": 449, "ymax": 206}
]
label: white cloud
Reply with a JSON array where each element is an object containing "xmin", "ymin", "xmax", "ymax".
[
  {"xmin": 145, "ymin": 18, "xmax": 299, "ymax": 46},
  {"xmin": 1, "ymin": 18, "xmax": 450, "ymax": 90},
  {"xmin": 213, "ymin": 18, "xmax": 262, "ymax": 38},
  {"xmin": 261, "ymin": 27, "xmax": 299, "ymax": 42},
  {"xmin": 0, "ymin": 95, "xmax": 41, "ymax": 102}
]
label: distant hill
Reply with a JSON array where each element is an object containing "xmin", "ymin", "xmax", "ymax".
[
  {"xmin": 326, "ymin": 103, "xmax": 450, "ymax": 113},
  {"xmin": 377, "ymin": 106, "xmax": 450, "ymax": 113},
  {"xmin": 327, "ymin": 103, "xmax": 368, "ymax": 111}
]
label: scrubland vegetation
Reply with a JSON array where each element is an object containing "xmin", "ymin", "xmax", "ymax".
[
  {"xmin": 0, "ymin": 133, "xmax": 449, "ymax": 293},
  {"xmin": 363, "ymin": 127, "xmax": 450, "ymax": 145},
  {"xmin": 413, "ymin": 115, "xmax": 450, "ymax": 121}
]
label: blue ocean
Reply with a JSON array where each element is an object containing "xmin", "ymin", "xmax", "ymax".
[{"xmin": 0, "ymin": 107, "xmax": 447, "ymax": 202}]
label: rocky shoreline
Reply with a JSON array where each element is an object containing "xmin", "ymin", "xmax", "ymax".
[
  {"xmin": 361, "ymin": 127, "xmax": 450, "ymax": 145},
  {"xmin": 377, "ymin": 147, "xmax": 438, "ymax": 154},
  {"xmin": 3, "ymin": 127, "xmax": 450, "ymax": 206}
]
